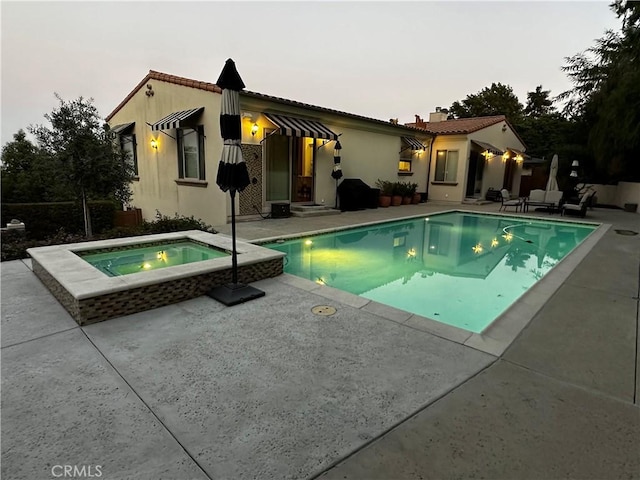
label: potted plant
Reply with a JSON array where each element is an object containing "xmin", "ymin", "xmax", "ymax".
[
  {"xmin": 391, "ymin": 182, "xmax": 403, "ymax": 206},
  {"xmin": 376, "ymin": 180, "xmax": 393, "ymax": 208},
  {"xmin": 401, "ymin": 182, "xmax": 412, "ymax": 205},
  {"xmin": 409, "ymin": 183, "xmax": 421, "ymax": 204}
]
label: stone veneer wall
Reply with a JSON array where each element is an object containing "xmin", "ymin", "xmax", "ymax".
[
  {"xmin": 32, "ymin": 257, "xmax": 283, "ymax": 326},
  {"xmin": 239, "ymin": 144, "xmax": 263, "ymax": 216}
]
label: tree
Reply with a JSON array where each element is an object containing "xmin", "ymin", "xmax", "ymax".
[
  {"xmin": 559, "ymin": 0, "xmax": 640, "ymax": 181},
  {"xmin": 449, "ymin": 82, "xmax": 524, "ymax": 123},
  {"xmin": 1, "ymin": 130, "xmax": 57, "ymax": 202},
  {"xmin": 29, "ymin": 94, "xmax": 135, "ymax": 237},
  {"xmin": 524, "ymin": 86, "xmax": 555, "ymax": 117}
]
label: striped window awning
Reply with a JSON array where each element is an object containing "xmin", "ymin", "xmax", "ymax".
[
  {"xmin": 507, "ymin": 147, "xmax": 526, "ymax": 157},
  {"xmin": 471, "ymin": 140, "xmax": 504, "ymax": 155},
  {"xmin": 264, "ymin": 113, "xmax": 338, "ymax": 140},
  {"xmin": 402, "ymin": 137, "xmax": 426, "ymax": 151},
  {"xmin": 109, "ymin": 122, "xmax": 135, "ymax": 135},
  {"xmin": 151, "ymin": 107, "xmax": 204, "ymax": 131}
]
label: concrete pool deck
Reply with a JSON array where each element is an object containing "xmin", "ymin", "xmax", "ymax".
[{"xmin": 1, "ymin": 202, "xmax": 639, "ymax": 479}]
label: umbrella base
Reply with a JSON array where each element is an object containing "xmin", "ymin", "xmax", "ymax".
[{"xmin": 206, "ymin": 282, "xmax": 265, "ymax": 306}]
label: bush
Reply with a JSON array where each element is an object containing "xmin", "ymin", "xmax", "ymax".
[
  {"xmin": 141, "ymin": 211, "xmax": 217, "ymax": 234},
  {"xmin": 1, "ymin": 212, "xmax": 218, "ymax": 262},
  {"xmin": 1, "ymin": 201, "xmax": 117, "ymax": 240}
]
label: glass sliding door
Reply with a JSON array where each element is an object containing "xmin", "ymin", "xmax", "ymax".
[
  {"xmin": 291, "ymin": 137, "xmax": 314, "ymax": 203},
  {"xmin": 265, "ymin": 132, "xmax": 290, "ymax": 202}
]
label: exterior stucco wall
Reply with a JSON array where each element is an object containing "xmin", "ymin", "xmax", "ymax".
[
  {"xmin": 428, "ymin": 135, "xmax": 469, "ymax": 202},
  {"xmin": 426, "ymin": 121, "xmax": 527, "ymax": 203},
  {"xmin": 108, "ymin": 81, "xmax": 228, "ymax": 226},
  {"xmin": 239, "ymin": 102, "xmax": 431, "ymax": 210},
  {"xmin": 110, "ymin": 82, "xmax": 431, "ymax": 223},
  {"xmin": 468, "ymin": 121, "xmax": 526, "ymax": 198}
]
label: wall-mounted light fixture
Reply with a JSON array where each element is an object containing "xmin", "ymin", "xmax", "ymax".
[
  {"xmin": 502, "ymin": 152, "xmax": 509, "ymax": 163},
  {"xmin": 570, "ymin": 160, "xmax": 579, "ymax": 177},
  {"xmin": 251, "ymin": 123, "xmax": 259, "ymax": 136},
  {"xmin": 515, "ymin": 154, "xmax": 523, "ymax": 163},
  {"xmin": 150, "ymin": 138, "xmax": 158, "ymax": 150},
  {"xmin": 482, "ymin": 150, "xmax": 494, "ymax": 161},
  {"xmin": 502, "ymin": 124, "xmax": 507, "ymax": 133}
]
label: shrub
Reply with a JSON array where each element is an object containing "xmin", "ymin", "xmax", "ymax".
[
  {"xmin": 1, "ymin": 212, "xmax": 218, "ymax": 262},
  {"xmin": 1, "ymin": 201, "xmax": 117, "ymax": 240},
  {"xmin": 141, "ymin": 211, "xmax": 217, "ymax": 234}
]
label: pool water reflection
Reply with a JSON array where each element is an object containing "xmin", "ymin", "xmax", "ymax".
[{"xmin": 264, "ymin": 212, "xmax": 596, "ymax": 333}]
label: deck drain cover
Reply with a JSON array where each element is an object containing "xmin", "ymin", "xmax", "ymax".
[
  {"xmin": 615, "ymin": 229, "xmax": 638, "ymax": 236},
  {"xmin": 312, "ymin": 305, "xmax": 336, "ymax": 316}
]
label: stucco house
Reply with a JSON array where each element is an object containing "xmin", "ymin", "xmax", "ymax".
[
  {"xmin": 106, "ymin": 70, "xmax": 433, "ymax": 226},
  {"xmin": 408, "ymin": 110, "xmax": 527, "ymax": 204}
]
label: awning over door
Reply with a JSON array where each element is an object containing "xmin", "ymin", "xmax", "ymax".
[
  {"xmin": 471, "ymin": 140, "xmax": 503, "ymax": 155},
  {"xmin": 263, "ymin": 113, "xmax": 338, "ymax": 140},
  {"xmin": 109, "ymin": 122, "xmax": 135, "ymax": 135},
  {"xmin": 151, "ymin": 107, "xmax": 204, "ymax": 131},
  {"xmin": 507, "ymin": 147, "xmax": 526, "ymax": 157},
  {"xmin": 402, "ymin": 136, "xmax": 426, "ymax": 150}
]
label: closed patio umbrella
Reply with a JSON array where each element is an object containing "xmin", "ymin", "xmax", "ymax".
[
  {"xmin": 207, "ymin": 58, "xmax": 264, "ymax": 306},
  {"xmin": 546, "ymin": 154, "xmax": 559, "ymax": 192}
]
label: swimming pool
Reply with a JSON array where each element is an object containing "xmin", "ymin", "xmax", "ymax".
[
  {"xmin": 263, "ymin": 212, "xmax": 597, "ymax": 333},
  {"xmin": 78, "ymin": 240, "xmax": 228, "ymax": 276}
]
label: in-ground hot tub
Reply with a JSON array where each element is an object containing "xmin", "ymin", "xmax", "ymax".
[{"xmin": 28, "ymin": 230, "xmax": 285, "ymax": 325}]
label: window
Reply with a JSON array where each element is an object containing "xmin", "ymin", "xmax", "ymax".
[
  {"xmin": 120, "ymin": 134, "xmax": 138, "ymax": 176},
  {"xmin": 434, "ymin": 150, "xmax": 458, "ymax": 182},
  {"xmin": 177, "ymin": 126, "xmax": 205, "ymax": 180},
  {"xmin": 398, "ymin": 160, "xmax": 412, "ymax": 172}
]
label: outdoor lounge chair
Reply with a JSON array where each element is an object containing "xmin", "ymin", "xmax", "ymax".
[
  {"xmin": 524, "ymin": 189, "xmax": 563, "ymax": 213},
  {"xmin": 561, "ymin": 190, "xmax": 595, "ymax": 217},
  {"xmin": 500, "ymin": 189, "xmax": 523, "ymax": 212}
]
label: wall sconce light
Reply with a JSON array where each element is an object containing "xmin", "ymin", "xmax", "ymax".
[
  {"xmin": 502, "ymin": 153, "xmax": 509, "ymax": 163},
  {"xmin": 251, "ymin": 123, "xmax": 259, "ymax": 137},
  {"xmin": 515, "ymin": 154, "xmax": 523, "ymax": 163},
  {"xmin": 502, "ymin": 124, "xmax": 507, "ymax": 133},
  {"xmin": 570, "ymin": 160, "xmax": 579, "ymax": 177},
  {"xmin": 150, "ymin": 138, "xmax": 158, "ymax": 150}
]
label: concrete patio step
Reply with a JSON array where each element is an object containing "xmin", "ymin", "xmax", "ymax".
[
  {"xmin": 462, "ymin": 197, "xmax": 494, "ymax": 205},
  {"xmin": 290, "ymin": 204, "xmax": 341, "ymax": 218}
]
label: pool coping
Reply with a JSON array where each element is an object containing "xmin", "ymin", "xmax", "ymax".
[{"xmin": 253, "ymin": 210, "xmax": 609, "ymax": 357}]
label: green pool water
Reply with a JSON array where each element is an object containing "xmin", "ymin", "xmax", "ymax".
[
  {"xmin": 263, "ymin": 212, "xmax": 597, "ymax": 333},
  {"xmin": 79, "ymin": 241, "xmax": 228, "ymax": 277}
]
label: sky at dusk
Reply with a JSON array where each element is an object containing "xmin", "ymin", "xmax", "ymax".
[{"xmin": 1, "ymin": 1, "xmax": 622, "ymax": 147}]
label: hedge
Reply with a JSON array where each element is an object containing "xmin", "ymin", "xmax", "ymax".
[{"xmin": 1, "ymin": 201, "xmax": 117, "ymax": 240}]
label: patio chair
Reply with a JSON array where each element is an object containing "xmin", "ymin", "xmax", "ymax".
[
  {"xmin": 499, "ymin": 189, "xmax": 523, "ymax": 212},
  {"xmin": 524, "ymin": 189, "xmax": 546, "ymax": 212},
  {"xmin": 544, "ymin": 190, "xmax": 563, "ymax": 213},
  {"xmin": 561, "ymin": 190, "xmax": 595, "ymax": 217}
]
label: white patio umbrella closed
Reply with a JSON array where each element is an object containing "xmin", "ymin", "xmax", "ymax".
[
  {"xmin": 207, "ymin": 58, "xmax": 264, "ymax": 306},
  {"xmin": 546, "ymin": 154, "xmax": 559, "ymax": 192}
]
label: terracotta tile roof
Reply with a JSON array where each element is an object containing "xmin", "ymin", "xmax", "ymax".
[
  {"xmin": 106, "ymin": 70, "xmax": 431, "ymax": 135},
  {"xmin": 405, "ymin": 115, "xmax": 506, "ymax": 135}
]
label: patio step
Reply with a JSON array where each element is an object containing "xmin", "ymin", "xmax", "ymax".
[
  {"xmin": 462, "ymin": 197, "xmax": 493, "ymax": 205},
  {"xmin": 290, "ymin": 204, "xmax": 341, "ymax": 218}
]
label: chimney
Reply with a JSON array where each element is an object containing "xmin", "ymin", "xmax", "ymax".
[{"xmin": 429, "ymin": 107, "xmax": 448, "ymax": 123}]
